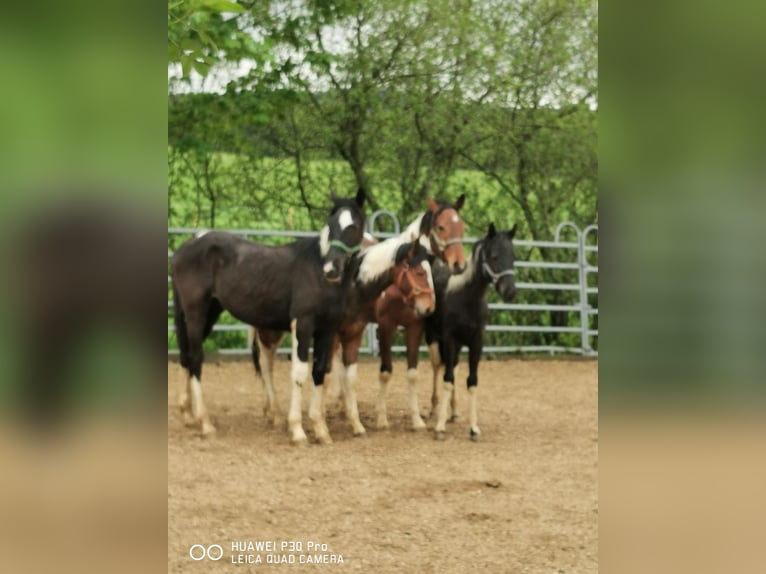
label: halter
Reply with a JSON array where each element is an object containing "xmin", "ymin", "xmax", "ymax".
[
  {"xmin": 476, "ymin": 244, "xmax": 515, "ymax": 286},
  {"xmin": 430, "ymin": 228, "xmax": 464, "ymax": 252},
  {"xmin": 328, "ymin": 239, "xmax": 362, "ymax": 254},
  {"xmin": 393, "ymin": 264, "xmax": 433, "ymax": 304}
]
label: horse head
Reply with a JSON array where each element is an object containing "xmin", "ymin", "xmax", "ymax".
[
  {"xmin": 421, "ymin": 194, "xmax": 467, "ymax": 275},
  {"xmin": 320, "ymin": 188, "xmax": 366, "ymax": 282},
  {"xmin": 392, "ymin": 237, "xmax": 435, "ymax": 317},
  {"xmin": 479, "ymin": 222, "xmax": 518, "ymax": 301}
]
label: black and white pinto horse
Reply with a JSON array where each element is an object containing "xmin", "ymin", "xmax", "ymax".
[
  {"xmin": 171, "ymin": 190, "xmax": 366, "ymax": 444},
  {"xmin": 426, "ymin": 223, "xmax": 517, "ymax": 441}
]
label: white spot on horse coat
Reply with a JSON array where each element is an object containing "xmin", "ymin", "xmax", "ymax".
[
  {"xmin": 452, "ymin": 214, "xmax": 459, "ymax": 223},
  {"xmin": 323, "ymin": 261, "xmax": 334, "ymax": 274},
  {"xmin": 195, "ymin": 230, "xmax": 209, "ymax": 238},
  {"xmin": 446, "ymin": 249, "xmax": 478, "ymax": 294},
  {"xmin": 319, "ymin": 226, "xmax": 330, "ymax": 255},
  {"xmin": 357, "ymin": 236, "xmax": 406, "ymax": 284}
]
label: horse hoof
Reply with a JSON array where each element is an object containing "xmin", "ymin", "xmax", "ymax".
[
  {"xmin": 200, "ymin": 424, "xmax": 217, "ymax": 438},
  {"xmin": 376, "ymin": 420, "xmax": 390, "ymax": 431},
  {"xmin": 469, "ymin": 429, "xmax": 481, "ymax": 442},
  {"xmin": 353, "ymin": 430, "xmax": 368, "ymax": 439},
  {"xmin": 291, "ymin": 436, "xmax": 310, "ymax": 447},
  {"xmin": 316, "ymin": 435, "xmax": 334, "ymax": 446},
  {"xmin": 411, "ymin": 419, "xmax": 427, "ymax": 431},
  {"xmin": 434, "ymin": 430, "xmax": 446, "ymax": 441},
  {"xmin": 448, "ymin": 415, "xmax": 459, "ymax": 423}
]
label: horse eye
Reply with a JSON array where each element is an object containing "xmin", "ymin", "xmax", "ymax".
[{"xmin": 438, "ymin": 225, "xmax": 445, "ymax": 232}]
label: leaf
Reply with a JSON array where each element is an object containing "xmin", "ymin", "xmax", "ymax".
[
  {"xmin": 192, "ymin": 59, "xmax": 211, "ymax": 78},
  {"xmin": 199, "ymin": 0, "xmax": 245, "ymax": 13}
]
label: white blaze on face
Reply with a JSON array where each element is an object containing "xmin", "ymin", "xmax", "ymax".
[
  {"xmin": 338, "ymin": 209, "xmax": 354, "ymax": 230},
  {"xmin": 452, "ymin": 214, "xmax": 459, "ymax": 223},
  {"xmin": 323, "ymin": 261, "xmax": 334, "ymax": 274},
  {"xmin": 319, "ymin": 226, "xmax": 330, "ymax": 255}
]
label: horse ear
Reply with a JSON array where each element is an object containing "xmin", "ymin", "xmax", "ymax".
[
  {"xmin": 408, "ymin": 237, "xmax": 419, "ymax": 259},
  {"xmin": 426, "ymin": 197, "xmax": 439, "ymax": 213},
  {"xmin": 419, "ymin": 211, "xmax": 432, "ymax": 235},
  {"xmin": 453, "ymin": 194, "xmax": 465, "ymax": 211},
  {"xmin": 506, "ymin": 223, "xmax": 518, "ymax": 239},
  {"xmin": 487, "ymin": 222, "xmax": 497, "ymax": 238},
  {"xmin": 355, "ymin": 187, "xmax": 366, "ymax": 207}
]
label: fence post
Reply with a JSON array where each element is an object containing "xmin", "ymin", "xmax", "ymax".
[
  {"xmin": 555, "ymin": 223, "xmax": 590, "ymax": 356},
  {"xmin": 578, "ymin": 232, "xmax": 592, "ymax": 355}
]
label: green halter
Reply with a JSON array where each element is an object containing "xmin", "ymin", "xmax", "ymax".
[{"xmin": 328, "ymin": 239, "xmax": 361, "ymax": 254}]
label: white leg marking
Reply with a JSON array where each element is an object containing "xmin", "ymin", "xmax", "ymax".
[
  {"xmin": 376, "ymin": 371, "xmax": 391, "ymax": 430},
  {"xmin": 434, "ymin": 382, "xmax": 454, "ymax": 436},
  {"xmin": 342, "ymin": 363, "xmax": 366, "ymax": 436},
  {"xmin": 190, "ymin": 375, "xmax": 216, "ymax": 436},
  {"xmin": 309, "ymin": 383, "xmax": 332, "ymax": 444},
  {"xmin": 288, "ymin": 319, "xmax": 308, "ymax": 445},
  {"xmin": 179, "ymin": 369, "xmax": 195, "ymax": 426},
  {"xmin": 324, "ymin": 348, "xmax": 344, "ymax": 417},
  {"xmin": 468, "ymin": 386, "xmax": 480, "ymax": 439},
  {"xmin": 407, "ymin": 368, "xmax": 426, "ymax": 430},
  {"xmin": 259, "ymin": 342, "xmax": 282, "ymax": 426}
]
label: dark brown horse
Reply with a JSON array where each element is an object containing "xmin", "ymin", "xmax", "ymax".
[
  {"xmin": 171, "ymin": 190, "xmax": 366, "ymax": 443},
  {"xmin": 374, "ymin": 196, "xmax": 467, "ymax": 430}
]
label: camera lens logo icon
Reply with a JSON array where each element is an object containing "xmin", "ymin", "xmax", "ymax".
[{"xmin": 189, "ymin": 544, "xmax": 224, "ymax": 561}]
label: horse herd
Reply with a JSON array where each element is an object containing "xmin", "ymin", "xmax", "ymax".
[{"xmin": 171, "ymin": 190, "xmax": 517, "ymax": 445}]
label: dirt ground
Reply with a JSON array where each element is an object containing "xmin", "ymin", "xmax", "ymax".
[{"xmin": 168, "ymin": 357, "xmax": 598, "ymax": 573}]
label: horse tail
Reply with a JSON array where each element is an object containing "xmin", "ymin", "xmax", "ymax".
[
  {"xmin": 171, "ymin": 282, "xmax": 190, "ymax": 369},
  {"xmin": 249, "ymin": 326, "xmax": 262, "ymax": 377}
]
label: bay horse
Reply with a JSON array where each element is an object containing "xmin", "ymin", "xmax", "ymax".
[
  {"xmin": 374, "ymin": 196, "xmax": 467, "ymax": 430},
  {"xmin": 428, "ymin": 222, "xmax": 517, "ymax": 441},
  {"xmin": 171, "ymin": 190, "xmax": 366, "ymax": 443}
]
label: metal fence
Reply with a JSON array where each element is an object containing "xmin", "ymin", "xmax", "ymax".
[{"xmin": 168, "ymin": 213, "xmax": 598, "ymax": 357}]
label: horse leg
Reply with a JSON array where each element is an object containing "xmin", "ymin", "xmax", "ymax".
[
  {"xmin": 256, "ymin": 329, "xmax": 284, "ymax": 427},
  {"xmin": 449, "ymin": 354, "xmax": 459, "ymax": 423},
  {"xmin": 288, "ymin": 318, "xmax": 312, "ymax": 446},
  {"xmin": 427, "ymin": 340, "xmax": 442, "ymax": 420},
  {"xmin": 308, "ymin": 331, "xmax": 334, "ymax": 445},
  {"xmin": 172, "ymin": 287, "xmax": 195, "ymax": 425},
  {"xmin": 467, "ymin": 337, "xmax": 483, "ymax": 441},
  {"xmin": 185, "ymin": 305, "xmax": 216, "ymax": 437},
  {"xmin": 323, "ymin": 337, "xmax": 343, "ymax": 418},
  {"xmin": 434, "ymin": 338, "xmax": 457, "ymax": 440},
  {"xmin": 405, "ymin": 323, "xmax": 426, "ymax": 430},
  {"xmin": 179, "ymin": 368, "xmax": 195, "ymax": 426},
  {"xmin": 341, "ymin": 336, "xmax": 367, "ymax": 437},
  {"xmin": 376, "ymin": 320, "xmax": 395, "ymax": 430}
]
